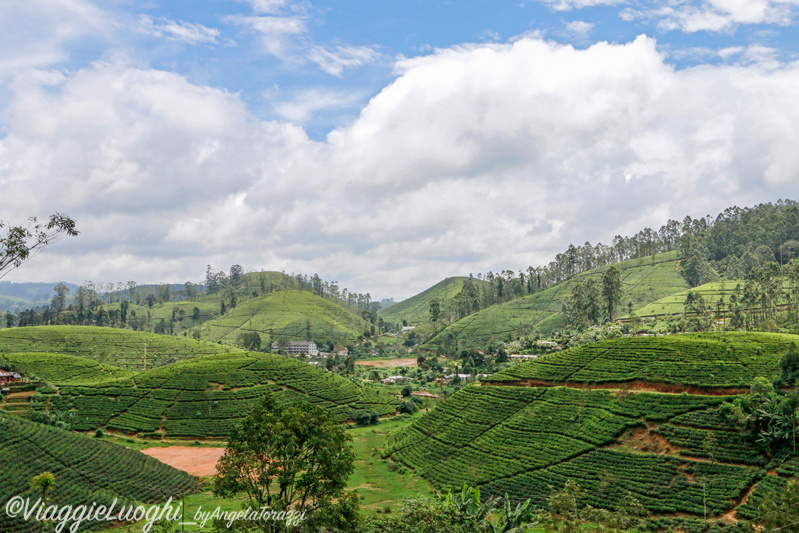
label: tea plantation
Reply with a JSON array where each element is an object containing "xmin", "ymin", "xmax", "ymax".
[
  {"xmin": 0, "ymin": 414, "xmax": 198, "ymax": 533},
  {"xmin": 422, "ymin": 251, "xmax": 688, "ymax": 351},
  {"xmin": 1, "ymin": 352, "xmax": 136, "ymax": 384},
  {"xmin": 194, "ymin": 290, "xmax": 370, "ymax": 347},
  {"xmin": 485, "ymin": 332, "xmax": 799, "ymax": 389},
  {"xmin": 37, "ymin": 352, "xmax": 399, "ymax": 437},
  {"xmin": 387, "ymin": 333, "xmax": 799, "ymax": 520},
  {"xmin": 0, "ymin": 326, "xmax": 241, "ymax": 370}
]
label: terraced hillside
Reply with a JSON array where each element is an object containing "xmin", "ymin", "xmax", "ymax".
[
  {"xmin": 37, "ymin": 352, "xmax": 398, "ymax": 437},
  {"xmin": 379, "ymin": 277, "xmax": 477, "ymax": 326},
  {"xmin": 423, "ymin": 251, "xmax": 687, "ymax": 351},
  {"xmin": 387, "ymin": 333, "xmax": 799, "ymax": 520},
  {"xmin": 0, "ymin": 326, "xmax": 241, "ymax": 370},
  {"xmin": 0, "ymin": 414, "xmax": 198, "ymax": 533},
  {"xmin": 485, "ymin": 332, "xmax": 799, "ymax": 390},
  {"xmin": 1, "ymin": 352, "xmax": 136, "ymax": 384},
  {"xmin": 194, "ymin": 290, "xmax": 370, "ymax": 347}
]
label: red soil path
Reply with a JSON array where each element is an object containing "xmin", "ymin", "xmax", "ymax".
[{"xmin": 141, "ymin": 447, "xmax": 226, "ymax": 477}]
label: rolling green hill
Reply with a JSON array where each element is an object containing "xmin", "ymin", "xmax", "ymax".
[
  {"xmin": 379, "ymin": 277, "xmax": 476, "ymax": 326},
  {"xmin": 1, "ymin": 352, "xmax": 136, "ymax": 385},
  {"xmin": 194, "ymin": 290, "xmax": 370, "ymax": 347},
  {"xmin": 422, "ymin": 251, "xmax": 688, "ymax": 351},
  {"xmin": 0, "ymin": 414, "xmax": 198, "ymax": 533},
  {"xmin": 0, "ymin": 326, "xmax": 242, "ymax": 370},
  {"xmin": 386, "ymin": 332, "xmax": 799, "ymax": 520},
  {"xmin": 485, "ymin": 332, "xmax": 799, "ymax": 389},
  {"xmin": 37, "ymin": 351, "xmax": 398, "ymax": 437}
]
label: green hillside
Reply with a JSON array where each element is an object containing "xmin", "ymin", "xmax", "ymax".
[
  {"xmin": 379, "ymin": 277, "xmax": 475, "ymax": 325},
  {"xmin": 39, "ymin": 351, "xmax": 398, "ymax": 437},
  {"xmin": 194, "ymin": 290, "xmax": 370, "ymax": 347},
  {"xmin": 1, "ymin": 352, "xmax": 136, "ymax": 384},
  {"xmin": 386, "ymin": 332, "xmax": 799, "ymax": 520},
  {"xmin": 0, "ymin": 326, "xmax": 242, "ymax": 370},
  {"xmin": 0, "ymin": 414, "xmax": 197, "ymax": 533},
  {"xmin": 485, "ymin": 332, "xmax": 799, "ymax": 389},
  {"xmin": 422, "ymin": 251, "xmax": 687, "ymax": 351}
]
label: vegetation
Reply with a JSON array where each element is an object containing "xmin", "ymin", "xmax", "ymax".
[
  {"xmin": 0, "ymin": 352, "xmax": 136, "ymax": 385},
  {"xmin": 0, "ymin": 213, "xmax": 78, "ymax": 280},
  {"xmin": 0, "ymin": 325, "xmax": 241, "ymax": 370},
  {"xmin": 379, "ymin": 277, "xmax": 479, "ymax": 326},
  {"xmin": 193, "ymin": 290, "xmax": 370, "ymax": 348},
  {"xmin": 214, "ymin": 393, "xmax": 360, "ymax": 532},
  {"xmin": 486, "ymin": 332, "xmax": 799, "ymax": 388},
  {"xmin": 38, "ymin": 351, "xmax": 398, "ymax": 436},
  {"xmin": 0, "ymin": 413, "xmax": 197, "ymax": 533}
]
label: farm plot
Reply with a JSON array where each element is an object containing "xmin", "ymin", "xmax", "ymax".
[
  {"xmin": 0, "ymin": 414, "xmax": 197, "ymax": 533},
  {"xmin": 42, "ymin": 352, "xmax": 398, "ymax": 437}
]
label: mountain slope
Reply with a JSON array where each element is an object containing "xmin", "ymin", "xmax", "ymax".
[
  {"xmin": 195, "ymin": 290, "xmax": 370, "ymax": 347},
  {"xmin": 39, "ymin": 351, "xmax": 398, "ymax": 437},
  {"xmin": 423, "ymin": 251, "xmax": 687, "ymax": 351},
  {"xmin": 379, "ymin": 277, "xmax": 476, "ymax": 326},
  {"xmin": 386, "ymin": 332, "xmax": 798, "ymax": 519},
  {"xmin": 0, "ymin": 326, "xmax": 242, "ymax": 370},
  {"xmin": 0, "ymin": 414, "xmax": 197, "ymax": 533}
]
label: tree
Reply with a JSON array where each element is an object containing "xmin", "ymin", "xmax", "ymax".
[
  {"xmin": 238, "ymin": 331, "xmax": 262, "ymax": 351},
  {"xmin": 51, "ymin": 282, "xmax": 70, "ymax": 314},
  {"xmin": 0, "ymin": 213, "xmax": 78, "ymax": 279},
  {"xmin": 429, "ymin": 298, "xmax": 442, "ymax": 323},
  {"xmin": 214, "ymin": 394, "xmax": 359, "ymax": 532},
  {"xmin": 31, "ymin": 472, "xmax": 56, "ymax": 533},
  {"xmin": 602, "ymin": 266, "xmax": 622, "ymax": 322}
]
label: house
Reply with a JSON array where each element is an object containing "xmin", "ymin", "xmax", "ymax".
[
  {"xmin": 271, "ymin": 341, "xmax": 319, "ymax": 356},
  {"xmin": 401, "ymin": 326, "xmax": 415, "ymax": 332},
  {"xmin": 509, "ymin": 354, "xmax": 540, "ymax": 360},
  {"xmin": 382, "ymin": 375, "xmax": 408, "ymax": 384},
  {"xmin": 336, "ymin": 347, "xmax": 349, "ymax": 356},
  {"xmin": 0, "ymin": 370, "xmax": 21, "ymax": 385}
]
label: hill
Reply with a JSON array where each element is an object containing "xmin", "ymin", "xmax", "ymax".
[
  {"xmin": 0, "ymin": 414, "xmax": 197, "ymax": 533},
  {"xmin": 38, "ymin": 351, "xmax": 398, "ymax": 437},
  {"xmin": 386, "ymin": 332, "xmax": 799, "ymax": 521},
  {"xmin": 0, "ymin": 326, "xmax": 242, "ymax": 370},
  {"xmin": 379, "ymin": 277, "xmax": 476, "ymax": 326},
  {"xmin": 422, "ymin": 251, "xmax": 687, "ymax": 351},
  {"xmin": 0, "ymin": 281, "xmax": 79, "ymax": 312},
  {"xmin": 485, "ymin": 332, "xmax": 799, "ymax": 390},
  {"xmin": 194, "ymin": 290, "xmax": 370, "ymax": 347},
  {"xmin": 1, "ymin": 352, "xmax": 136, "ymax": 384}
]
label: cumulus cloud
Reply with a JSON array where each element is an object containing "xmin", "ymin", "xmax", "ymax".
[
  {"xmin": 3, "ymin": 36, "xmax": 799, "ymax": 298},
  {"xmin": 273, "ymin": 88, "xmax": 368, "ymax": 122}
]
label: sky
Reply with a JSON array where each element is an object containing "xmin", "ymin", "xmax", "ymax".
[{"xmin": 0, "ymin": 0, "xmax": 798, "ymax": 300}]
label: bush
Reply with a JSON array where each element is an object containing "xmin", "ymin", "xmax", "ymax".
[
  {"xmin": 401, "ymin": 384, "xmax": 413, "ymax": 397},
  {"xmin": 354, "ymin": 410, "xmax": 379, "ymax": 426},
  {"xmin": 398, "ymin": 401, "xmax": 418, "ymax": 415},
  {"xmin": 94, "ymin": 429, "xmax": 104, "ymax": 438}
]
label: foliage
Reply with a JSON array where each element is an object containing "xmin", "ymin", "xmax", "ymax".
[
  {"xmin": 213, "ymin": 394, "xmax": 359, "ymax": 532},
  {"xmin": 0, "ymin": 413, "xmax": 197, "ymax": 533},
  {"xmin": 0, "ymin": 213, "xmax": 78, "ymax": 280}
]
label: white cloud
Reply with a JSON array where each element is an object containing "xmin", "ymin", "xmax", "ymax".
[
  {"xmin": 273, "ymin": 88, "xmax": 367, "ymax": 122},
  {"xmin": 3, "ymin": 36, "xmax": 799, "ymax": 299},
  {"xmin": 0, "ymin": 0, "xmax": 109, "ymax": 77},
  {"xmin": 621, "ymin": 0, "xmax": 799, "ymax": 33},
  {"xmin": 225, "ymin": 14, "xmax": 306, "ymax": 57},
  {"xmin": 307, "ymin": 45, "xmax": 380, "ymax": 76},
  {"xmin": 564, "ymin": 20, "xmax": 595, "ymax": 39},
  {"xmin": 137, "ymin": 15, "xmax": 222, "ymax": 46}
]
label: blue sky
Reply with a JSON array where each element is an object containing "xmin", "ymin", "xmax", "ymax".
[{"xmin": 1, "ymin": 0, "xmax": 799, "ymax": 298}]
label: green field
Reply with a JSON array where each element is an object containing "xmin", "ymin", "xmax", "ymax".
[
  {"xmin": 379, "ymin": 277, "xmax": 476, "ymax": 326},
  {"xmin": 0, "ymin": 326, "xmax": 241, "ymax": 370},
  {"xmin": 194, "ymin": 290, "xmax": 370, "ymax": 347},
  {"xmin": 485, "ymin": 332, "xmax": 799, "ymax": 388},
  {"xmin": 0, "ymin": 413, "xmax": 198, "ymax": 533},
  {"xmin": 35, "ymin": 351, "xmax": 398, "ymax": 437},
  {"xmin": 422, "ymin": 251, "xmax": 688, "ymax": 351}
]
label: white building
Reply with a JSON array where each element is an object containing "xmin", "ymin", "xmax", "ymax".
[{"xmin": 271, "ymin": 341, "xmax": 319, "ymax": 356}]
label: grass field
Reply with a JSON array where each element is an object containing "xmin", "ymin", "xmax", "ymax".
[
  {"xmin": 0, "ymin": 325, "xmax": 241, "ymax": 370},
  {"xmin": 422, "ymin": 251, "xmax": 688, "ymax": 351},
  {"xmin": 194, "ymin": 290, "xmax": 370, "ymax": 347}
]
